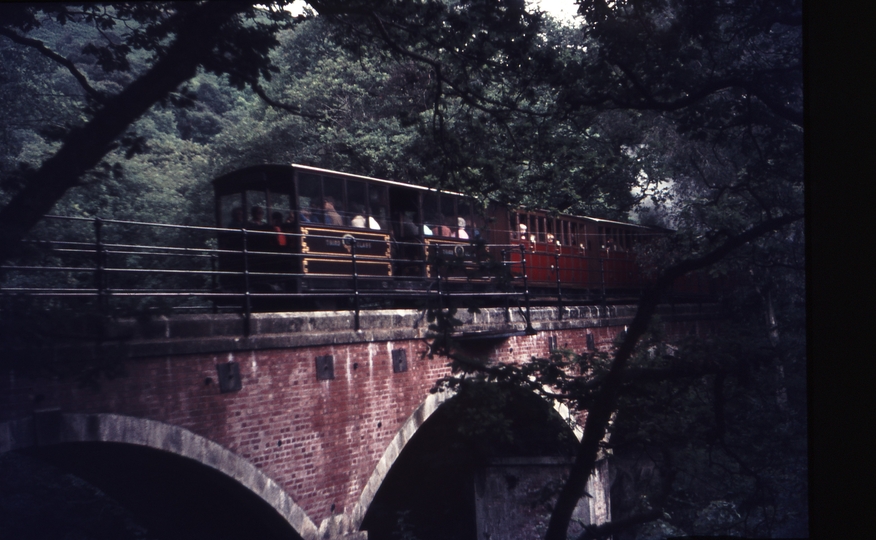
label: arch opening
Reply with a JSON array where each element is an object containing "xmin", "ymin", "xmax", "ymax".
[
  {"xmin": 0, "ymin": 413, "xmax": 317, "ymax": 540},
  {"xmin": 8, "ymin": 441, "xmax": 305, "ymax": 540},
  {"xmin": 359, "ymin": 382, "xmax": 579, "ymax": 540}
]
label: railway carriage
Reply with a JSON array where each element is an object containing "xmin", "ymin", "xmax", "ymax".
[
  {"xmin": 213, "ymin": 164, "xmax": 488, "ymax": 298},
  {"xmin": 212, "ymin": 164, "xmax": 712, "ymax": 306}
]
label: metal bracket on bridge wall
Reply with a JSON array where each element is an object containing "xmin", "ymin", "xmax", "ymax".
[{"xmin": 217, "ymin": 362, "xmax": 242, "ymax": 393}]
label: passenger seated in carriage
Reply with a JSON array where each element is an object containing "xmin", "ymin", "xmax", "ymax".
[
  {"xmin": 322, "ymin": 197, "xmax": 344, "ymax": 226},
  {"xmin": 456, "ymin": 217, "xmax": 470, "ymax": 239},
  {"xmin": 228, "ymin": 207, "xmax": 245, "ymax": 228},
  {"xmin": 350, "ymin": 204, "xmax": 367, "ymax": 228},
  {"xmin": 351, "ymin": 204, "xmax": 380, "ymax": 230},
  {"xmin": 247, "ymin": 206, "xmax": 266, "ymax": 229},
  {"xmin": 427, "ymin": 214, "xmax": 452, "ymax": 237},
  {"xmin": 270, "ymin": 212, "xmax": 288, "ymax": 247}
]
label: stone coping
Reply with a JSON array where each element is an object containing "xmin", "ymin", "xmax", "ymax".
[{"xmin": 11, "ymin": 303, "xmax": 721, "ymax": 359}]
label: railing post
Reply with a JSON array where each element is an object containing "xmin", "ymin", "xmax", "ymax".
[
  {"xmin": 347, "ymin": 236, "xmax": 360, "ymax": 331},
  {"xmin": 519, "ymin": 244, "xmax": 535, "ymax": 334},
  {"xmin": 241, "ymin": 229, "xmax": 252, "ymax": 336},
  {"xmin": 210, "ymin": 251, "xmax": 219, "ymax": 313},
  {"xmin": 435, "ymin": 244, "xmax": 443, "ymax": 313},
  {"xmin": 501, "ymin": 249, "xmax": 510, "ymax": 321},
  {"xmin": 599, "ymin": 257, "xmax": 606, "ymax": 302},
  {"xmin": 93, "ymin": 217, "xmax": 108, "ymax": 316},
  {"xmin": 554, "ymin": 252, "xmax": 563, "ymax": 320}
]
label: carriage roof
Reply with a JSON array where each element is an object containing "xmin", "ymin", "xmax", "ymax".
[{"xmin": 212, "ymin": 163, "xmax": 465, "ymax": 197}]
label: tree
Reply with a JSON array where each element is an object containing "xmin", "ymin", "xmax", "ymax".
[
  {"xmin": 0, "ymin": 2, "xmax": 298, "ymax": 263},
  {"xmin": 365, "ymin": 0, "xmax": 803, "ymax": 538}
]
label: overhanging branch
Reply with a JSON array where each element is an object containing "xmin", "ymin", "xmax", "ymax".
[
  {"xmin": 251, "ymin": 81, "xmax": 322, "ymax": 119},
  {"xmin": 0, "ymin": 3, "xmax": 249, "ymax": 264},
  {"xmin": 543, "ymin": 212, "xmax": 803, "ymax": 540},
  {"xmin": 0, "ymin": 27, "xmax": 105, "ymax": 103}
]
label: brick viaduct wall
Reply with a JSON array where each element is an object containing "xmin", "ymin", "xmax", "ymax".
[{"xmin": 0, "ymin": 303, "xmax": 718, "ymax": 539}]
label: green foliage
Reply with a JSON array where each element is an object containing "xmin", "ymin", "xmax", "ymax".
[{"xmin": 602, "ymin": 298, "xmax": 806, "ymax": 537}]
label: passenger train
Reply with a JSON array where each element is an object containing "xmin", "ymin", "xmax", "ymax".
[{"xmin": 213, "ymin": 164, "xmax": 713, "ymax": 306}]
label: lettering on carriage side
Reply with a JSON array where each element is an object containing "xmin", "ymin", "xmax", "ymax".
[{"xmin": 326, "ymin": 239, "xmax": 342, "ymax": 247}]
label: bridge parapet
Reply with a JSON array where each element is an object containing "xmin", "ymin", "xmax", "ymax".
[{"xmin": 6, "ymin": 303, "xmax": 721, "ymax": 359}]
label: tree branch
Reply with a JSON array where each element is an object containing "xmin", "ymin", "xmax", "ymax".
[
  {"xmin": 543, "ymin": 212, "xmax": 803, "ymax": 540},
  {"xmin": 0, "ymin": 3, "xmax": 249, "ymax": 264},
  {"xmin": 250, "ymin": 81, "xmax": 323, "ymax": 119},
  {"xmin": 0, "ymin": 27, "xmax": 105, "ymax": 103}
]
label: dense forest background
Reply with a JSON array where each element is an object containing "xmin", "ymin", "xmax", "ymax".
[{"xmin": 0, "ymin": 2, "xmax": 806, "ymax": 539}]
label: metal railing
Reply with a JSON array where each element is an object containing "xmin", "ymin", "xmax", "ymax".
[{"xmin": 1, "ymin": 215, "xmax": 712, "ymax": 328}]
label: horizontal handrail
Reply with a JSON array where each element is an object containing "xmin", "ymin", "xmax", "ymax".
[{"xmin": 2, "ymin": 215, "xmax": 712, "ymax": 323}]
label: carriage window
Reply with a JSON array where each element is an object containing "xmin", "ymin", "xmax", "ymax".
[
  {"xmin": 246, "ymin": 190, "xmax": 268, "ymax": 227},
  {"xmin": 221, "ymin": 194, "xmax": 244, "ymax": 227},
  {"xmin": 458, "ymin": 199, "xmax": 471, "ymax": 221},
  {"xmin": 347, "ymin": 180, "xmax": 367, "ymax": 228},
  {"xmin": 440, "ymin": 195, "xmax": 456, "ymax": 235},
  {"xmin": 457, "ymin": 199, "xmax": 472, "ymax": 237},
  {"xmin": 546, "ymin": 218, "xmax": 556, "ymax": 245},
  {"xmin": 298, "ymin": 174, "xmax": 321, "ymax": 223},
  {"xmin": 267, "ymin": 191, "xmax": 292, "ymax": 226},
  {"xmin": 441, "ymin": 195, "xmax": 456, "ymax": 222},
  {"xmin": 369, "ymin": 184, "xmax": 389, "ymax": 230},
  {"xmin": 514, "ymin": 213, "xmax": 526, "ymax": 241},
  {"xmin": 569, "ymin": 222, "xmax": 578, "ymax": 247},
  {"xmin": 537, "ymin": 216, "xmax": 546, "ymax": 243},
  {"xmin": 323, "ymin": 176, "xmax": 345, "ymax": 226},
  {"xmin": 469, "ymin": 211, "xmax": 485, "ymax": 239},
  {"xmin": 423, "ymin": 192, "xmax": 439, "ymax": 235},
  {"xmin": 525, "ymin": 214, "xmax": 536, "ymax": 243}
]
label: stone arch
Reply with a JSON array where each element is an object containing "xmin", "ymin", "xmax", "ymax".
[
  {"xmin": 550, "ymin": 392, "xmax": 585, "ymax": 441},
  {"xmin": 349, "ymin": 389, "xmax": 454, "ymax": 530},
  {"xmin": 0, "ymin": 412, "xmax": 319, "ymax": 540},
  {"xmin": 349, "ymin": 384, "xmax": 585, "ymax": 532}
]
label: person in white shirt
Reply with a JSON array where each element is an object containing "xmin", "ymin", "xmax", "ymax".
[{"xmin": 457, "ymin": 217, "xmax": 469, "ymax": 239}]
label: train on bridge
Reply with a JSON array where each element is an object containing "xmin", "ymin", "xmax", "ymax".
[
  {"xmin": 213, "ymin": 164, "xmax": 713, "ymax": 307},
  {"xmin": 0, "ymin": 164, "xmax": 717, "ymax": 317}
]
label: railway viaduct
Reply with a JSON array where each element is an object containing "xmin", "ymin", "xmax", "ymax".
[{"xmin": 0, "ymin": 302, "xmax": 719, "ymax": 539}]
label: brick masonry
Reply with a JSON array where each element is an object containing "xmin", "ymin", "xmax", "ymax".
[{"xmin": 0, "ymin": 304, "xmax": 718, "ymax": 539}]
